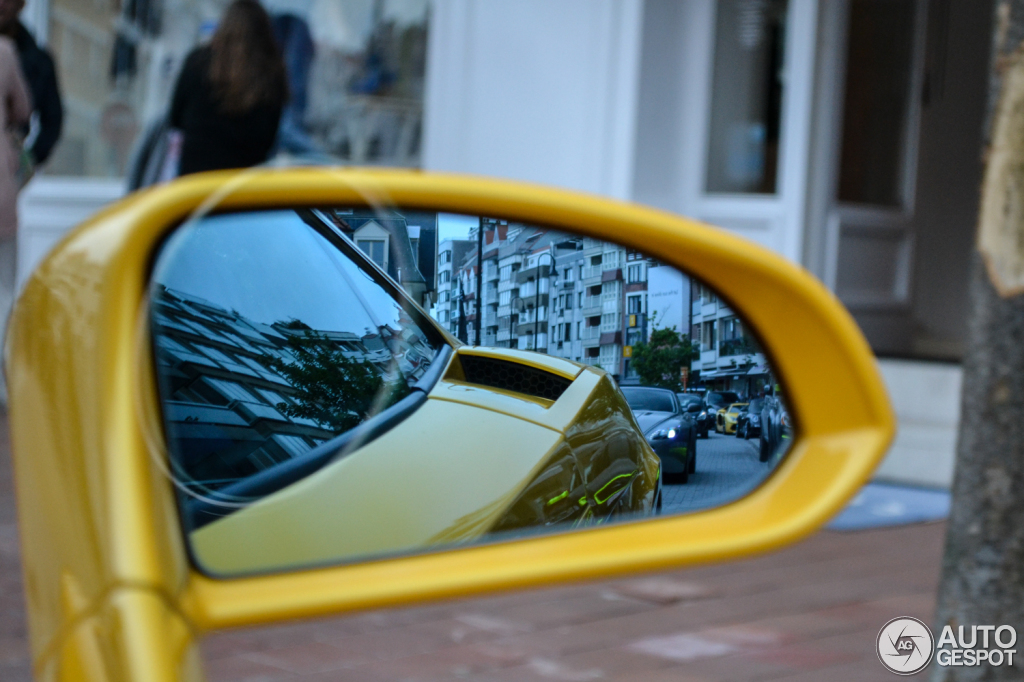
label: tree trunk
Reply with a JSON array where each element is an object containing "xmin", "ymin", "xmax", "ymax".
[{"xmin": 932, "ymin": 2, "xmax": 1024, "ymax": 680}]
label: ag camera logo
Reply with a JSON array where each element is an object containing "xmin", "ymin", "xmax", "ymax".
[{"xmin": 877, "ymin": 617, "xmax": 934, "ymax": 675}]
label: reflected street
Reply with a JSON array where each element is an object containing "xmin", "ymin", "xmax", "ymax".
[{"xmin": 662, "ymin": 432, "xmax": 778, "ymax": 515}]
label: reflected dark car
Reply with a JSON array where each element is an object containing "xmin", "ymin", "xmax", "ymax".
[
  {"xmin": 736, "ymin": 398, "xmax": 765, "ymax": 439},
  {"xmin": 759, "ymin": 393, "xmax": 792, "ymax": 462},
  {"xmin": 676, "ymin": 393, "xmax": 711, "ymax": 438},
  {"xmin": 623, "ymin": 387, "xmax": 697, "ymax": 483},
  {"xmin": 704, "ymin": 390, "xmax": 740, "ymax": 433}
]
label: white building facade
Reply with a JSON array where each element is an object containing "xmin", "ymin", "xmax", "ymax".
[{"xmin": 16, "ymin": 0, "xmax": 990, "ymax": 488}]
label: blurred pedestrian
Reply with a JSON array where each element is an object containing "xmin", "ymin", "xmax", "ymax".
[
  {"xmin": 0, "ymin": 0, "xmax": 62, "ymax": 172},
  {"xmin": 169, "ymin": 0, "xmax": 288, "ymax": 175},
  {"xmin": 271, "ymin": 12, "xmax": 320, "ymax": 156},
  {"xmin": 0, "ymin": 34, "xmax": 30, "ymax": 405}
]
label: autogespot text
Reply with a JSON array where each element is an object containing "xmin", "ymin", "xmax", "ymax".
[{"xmin": 936, "ymin": 625, "xmax": 1016, "ymax": 668}]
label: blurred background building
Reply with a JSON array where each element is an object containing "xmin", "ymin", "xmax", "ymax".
[{"xmin": 16, "ymin": 0, "xmax": 987, "ymax": 488}]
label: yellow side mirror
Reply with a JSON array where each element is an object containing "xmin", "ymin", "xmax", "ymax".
[{"xmin": 6, "ymin": 169, "xmax": 893, "ymax": 681}]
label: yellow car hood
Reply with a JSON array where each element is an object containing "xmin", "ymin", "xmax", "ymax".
[{"xmin": 190, "ymin": 349, "xmax": 655, "ymax": 575}]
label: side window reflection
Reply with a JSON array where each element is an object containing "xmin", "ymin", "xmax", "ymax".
[{"xmin": 150, "ymin": 210, "xmax": 444, "ymax": 524}]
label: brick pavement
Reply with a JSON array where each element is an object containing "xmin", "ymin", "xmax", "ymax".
[
  {"xmin": 0, "ymin": 412, "xmax": 946, "ymax": 681},
  {"xmin": 662, "ymin": 432, "xmax": 773, "ymax": 515}
]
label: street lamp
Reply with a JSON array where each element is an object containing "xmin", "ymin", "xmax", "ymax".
[{"xmin": 532, "ymin": 252, "xmax": 555, "ymax": 352}]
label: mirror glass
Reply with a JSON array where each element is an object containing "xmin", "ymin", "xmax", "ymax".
[{"xmin": 149, "ymin": 208, "xmax": 793, "ymax": 577}]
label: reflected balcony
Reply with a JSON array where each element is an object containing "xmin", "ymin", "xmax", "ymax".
[
  {"xmin": 581, "ymin": 295, "xmax": 602, "ymax": 315},
  {"xmin": 719, "ymin": 338, "xmax": 758, "ymax": 357}
]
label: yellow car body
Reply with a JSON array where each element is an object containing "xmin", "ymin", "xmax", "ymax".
[
  {"xmin": 5, "ymin": 168, "xmax": 895, "ymax": 682},
  {"xmin": 717, "ymin": 402, "xmax": 749, "ymax": 435},
  {"xmin": 188, "ymin": 346, "xmax": 661, "ymax": 575}
]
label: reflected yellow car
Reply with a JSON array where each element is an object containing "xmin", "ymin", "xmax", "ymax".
[{"xmin": 716, "ymin": 402, "xmax": 748, "ymax": 435}]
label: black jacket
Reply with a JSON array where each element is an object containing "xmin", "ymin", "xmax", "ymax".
[
  {"xmin": 169, "ymin": 47, "xmax": 284, "ymax": 175},
  {"xmin": 12, "ymin": 22, "xmax": 62, "ymax": 165}
]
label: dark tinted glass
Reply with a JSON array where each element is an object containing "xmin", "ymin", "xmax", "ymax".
[
  {"xmin": 837, "ymin": 0, "xmax": 916, "ymax": 206},
  {"xmin": 621, "ymin": 388, "xmax": 677, "ymax": 413},
  {"xmin": 705, "ymin": 0, "xmax": 789, "ymax": 194},
  {"xmin": 707, "ymin": 391, "xmax": 740, "ymax": 407},
  {"xmin": 151, "ymin": 209, "xmax": 445, "ymax": 512}
]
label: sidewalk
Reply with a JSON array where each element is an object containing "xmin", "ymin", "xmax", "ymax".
[{"xmin": 0, "ymin": 414, "xmax": 945, "ymax": 681}]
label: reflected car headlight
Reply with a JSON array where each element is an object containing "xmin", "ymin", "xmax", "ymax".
[
  {"xmin": 749, "ymin": 415, "xmax": 760, "ymax": 425},
  {"xmin": 698, "ymin": 411, "xmax": 707, "ymax": 419},
  {"xmin": 649, "ymin": 427, "xmax": 680, "ymax": 441}
]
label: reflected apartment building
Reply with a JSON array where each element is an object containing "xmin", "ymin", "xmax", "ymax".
[
  {"xmin": 689, "ymin": 282, "xmax": 769, "ymax": 396},
  {"xmin": 440, "ymin": 224, "xmax": 767, "ymax": 394},
  {"xmin": 450, "ymin": 223, "xmax": 588, "ymax": 355}
]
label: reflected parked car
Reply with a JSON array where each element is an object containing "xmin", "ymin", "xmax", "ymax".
[
  {"xmin": 676, "ymin": 393, "xmax": 711, "ymax": 438},
  {"xmin": 716, "ymin": 402, "xmax": 748, "ymax": 435},
  {"xmin": 759, "ymin": 392, "xmax": 793, "ymax": 462},
  {"xmin": 704, "ymin": 390, "xmax": 740, "ymax": 432},
  {"xmin": 736, "ymin": 397, "xmax": 765, "ymax": 439},
  {"xmin": 622, "ymin": 386, "xmax": 697, "ymax": 483}
]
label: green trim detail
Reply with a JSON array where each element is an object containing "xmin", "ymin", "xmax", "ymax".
[
  {"xmin": 547, "ymin": 490, "xmax": 569, "ymax": 506},
  {"xmin": 594, "ymin": 472, "xmax": 636, "ymax": 505}
]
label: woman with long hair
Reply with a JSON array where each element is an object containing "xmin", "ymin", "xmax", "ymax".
[{"xmin": 169, "ymin": 0, "xmax": 288, "ymax": 175}]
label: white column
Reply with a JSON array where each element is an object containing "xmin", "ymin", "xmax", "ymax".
[{"xmin": 423, "ymin": 0, "xmax": 645, "ymax": 200}]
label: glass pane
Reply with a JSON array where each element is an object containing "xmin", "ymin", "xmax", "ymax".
[
  {"xmin": 151, "ymin": 210, "xmax": 445, "ymax": 520},
  {"xmin": 155, "ymin": 208, "xmax": 794, "ymax": 577},
  {"xmin": 837, "ymin": 0, "xmax": 917, "ymax": 206},
  {"xmin": 705, "ymin": 0, "xmax": 788, "ymax": 194},
  {"xmin": 45, "ymin": 0, "xmax": 429, "ymax": 177}
]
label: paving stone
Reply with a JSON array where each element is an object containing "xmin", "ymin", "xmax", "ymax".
[{"xmin": 662, "ymin": 433, "xmax": 774, "ymax": 514}]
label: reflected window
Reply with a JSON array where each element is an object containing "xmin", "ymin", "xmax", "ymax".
[
  {"xmin": 706, "ymin": 0, "xmax": 788, "ymax": 194},
  {"xmin": 357, "ymin": 238, "xmax": 388, "ymax": 268}
]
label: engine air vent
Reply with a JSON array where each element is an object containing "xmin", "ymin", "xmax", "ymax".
[{"xmin": 458, "ymin": 354, "xmax": 572, "ymax": 402}]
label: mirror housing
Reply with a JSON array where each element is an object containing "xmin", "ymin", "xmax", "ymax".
[{"xmin": 6, "ymin": 168, "xmax": 894, "ymax": 679}]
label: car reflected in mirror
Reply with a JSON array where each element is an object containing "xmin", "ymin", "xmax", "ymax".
[{"xmin": 148, "ymin": 207, "xmax": 793, "ymax": 577}]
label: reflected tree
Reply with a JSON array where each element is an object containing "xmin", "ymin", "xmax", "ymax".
[
  {"xmin": 630, "ymin": 328, "xmax": 698, "ymax": 392},
  {"xmin": 262, "ymin": 321, "xmax": 410, "ymax": 432}
]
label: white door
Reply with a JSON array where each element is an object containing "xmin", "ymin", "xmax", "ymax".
[{"xmin": 809, "ymin": 0, "xmax": 929, "ymax": 353}]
